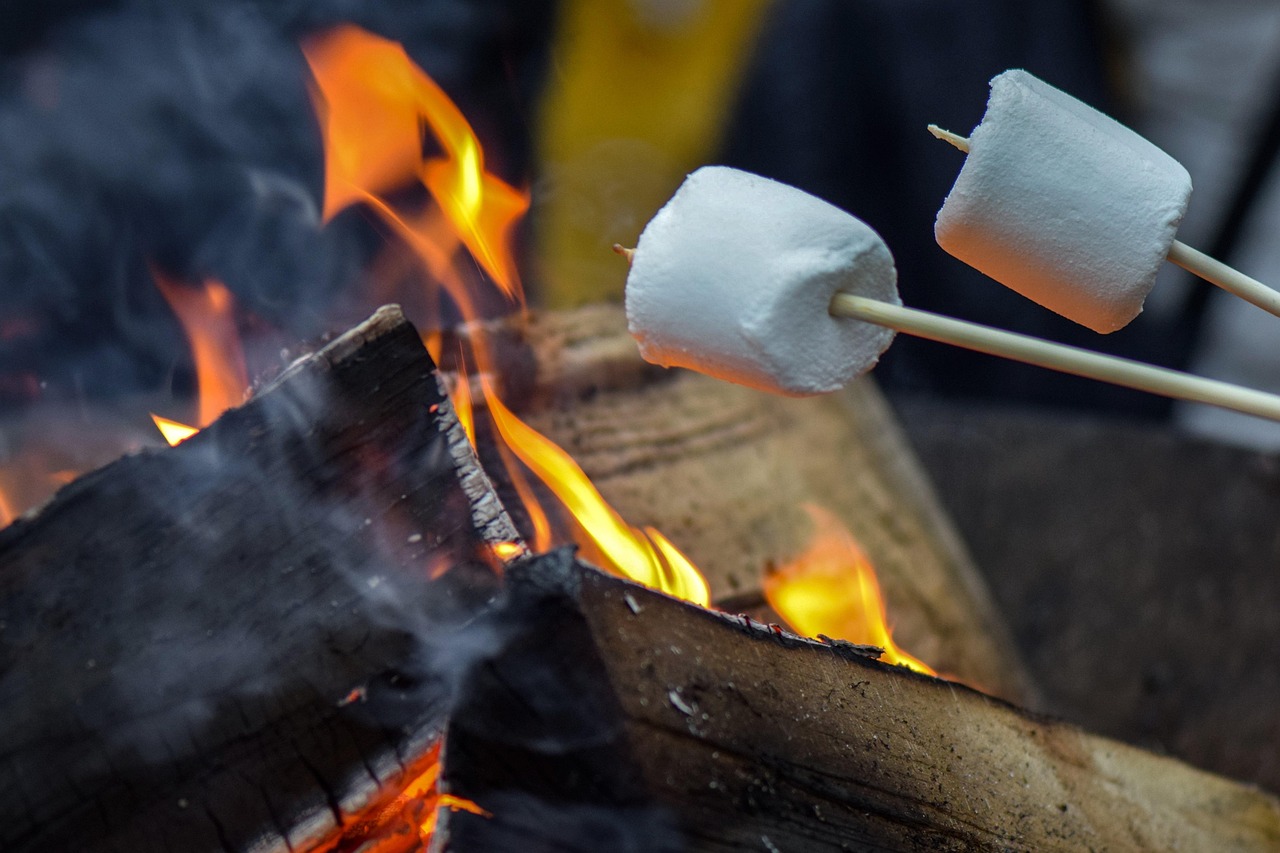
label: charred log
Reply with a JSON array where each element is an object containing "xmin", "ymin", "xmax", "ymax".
[
  {"xmin": 0, "ymin": 306, "xmax": 519, "ymax": 853},
  {"xmin": 439, "ymin": 551, "xmax": 1280, "ymax": 852}
]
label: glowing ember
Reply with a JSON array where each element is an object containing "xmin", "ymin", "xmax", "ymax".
[
  {"xmin": 490, "ymin": 541, "xmax": 527, "ymax": 561},
  {"xmin": 766, "ymin": 504, "xmax": 936, "ymax": 676},
  {"xmin": 328, "ymin": 740, "xmax": 490, "ymax": 849},
  {"xmin": 149, "ymin": 271, "xmax": 249, "ymax": 446}
]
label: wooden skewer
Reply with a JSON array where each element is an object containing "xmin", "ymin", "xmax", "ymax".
[
  {"xmin": 612, "ymin": 244, "xmax": 1280, "ymax": 420},
  {"xmin": 928, "ymin": 125, "xmax": 1280, "ymax": 320},
  {"xmin": 831, "ymin": 293, "xmax": 1280, "ymax": 422},
  {"xmin": 1165, "ymin": 240, "xmax": 1280, "ymax": 317}
]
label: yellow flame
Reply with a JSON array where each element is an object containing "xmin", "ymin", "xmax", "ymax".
[
  {"xmin": 304, "ymin": 24, "xmax": 711, "ymax": 605},
  {"xmin": 453, "ymin": 365, "xmax": 554, "ymax": 554},
  {"xmin": 494, "ymin": 438, "xmax": 556, "ymax": 553},
  {"xmin": 151, "ymin": 414, "xmax": 200, "ymax": 446},
  {"xmin": 766, "ymin": 504, "xmax": 936, "ymax": 676},
  {"xmin": 484, "ymin": 379, "xmax": 710, "ymax": 606},
  {"xmin": 149, "ymin": 271, "xmax": 249, "ymax": 445}
]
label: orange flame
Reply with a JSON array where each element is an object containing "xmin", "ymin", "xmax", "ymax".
[
  {"xmin": 766, "ymin": 504, "xmax": 936, "ymax": 676},
  {"xmin": 0, "ymin": 478, "xmax": 15, "ymax": 529},
  {"xmin": 485, "ymin": 382, "xmax": 709, "ymax": 606},
  {"xmin": 304, "ymin": 24, "xmax": 709, "ymax": 607},
  {"xmin": 149, "ymin": 272, "xmax": 249, "ymax": 445},
  {"xmin": 304, "ymin": 25, "xmax": 527, "ymax": 303}
]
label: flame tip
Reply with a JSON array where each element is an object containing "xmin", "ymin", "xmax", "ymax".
[{"xmin": 765, "ymin": 505, "xmax": 936, "ymax": 677}]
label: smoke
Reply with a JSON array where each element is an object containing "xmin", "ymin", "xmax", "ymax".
[
  {"xmin": 0, "ymin": 358, "xmax": 521, "ymax": 850},
  {"xmin": 0, "ymin": 0, "xmax": 552, "ymax": 406},
  {"xmin": 0, "ymin": 4, "xmax": 559, "ymax": 847}
]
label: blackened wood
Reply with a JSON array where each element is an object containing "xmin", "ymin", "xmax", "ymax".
[
  {"xmin": 440, "ymin": 553, "xmax": 1280, "ymax": 852},
  {"xmin": 439, "ymin": 551, "xmax": 684, "ymax": 853},
  {"xmin": 0, "ymin": 306, "xmax": 520, "ymax": 853}
]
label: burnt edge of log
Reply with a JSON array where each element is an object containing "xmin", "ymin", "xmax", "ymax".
[
  {"xmin": 0, "ymin": 305, "xmax": 520, "ymax": 853},
  {"xmin": 438, "ymin": 551, "xmax": 1280, "ymax": 852}
]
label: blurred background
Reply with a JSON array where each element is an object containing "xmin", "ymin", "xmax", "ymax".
[
  {"xmin": 2, "ymin": 0, "xmax": 1280, "ymax": 794},
  {"xmin": 4, "ymin": 0, "xmax": 1280, "ymax": 433}
]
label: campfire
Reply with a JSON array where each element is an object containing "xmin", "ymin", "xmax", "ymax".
[{"xmin": 3, "ymin": 15, "xmax": 1280, "ymax": 853}]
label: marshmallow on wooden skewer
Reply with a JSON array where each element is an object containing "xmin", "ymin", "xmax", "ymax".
[
  {"xmin": 622, "ymin": 166, "xmax": 1280, "ymax": 423},
  {"xmin": 625, "ymin": 165, "xmax": 899, "ymax": 396},
  {"xmin": 933, "ymin": 69, "xmax": 1280, "ymax": 332}
]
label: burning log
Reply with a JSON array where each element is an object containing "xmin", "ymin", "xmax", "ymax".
[
  {"xmin": 0, "ymin": 306, "xmax": 520, "ymax": 853},
  {"xmin": 438, "ymin": 551, "xmax": 1280, "ymax": 852},
  {"xmin": 498, "ymin": 303, "xmax": 1037, "ymax": 705}
]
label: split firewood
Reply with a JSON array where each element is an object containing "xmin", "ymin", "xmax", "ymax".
[
  {"xmin": 0, "ymin": 306, "xmax": 520, "ymax": 853},
  {"xmin": 437, "ymin": 551, "xmax": 1280, "ymax": 852},
  {"xmin": 506, "ymin": 303, "xmax": 1038, "ymax": 706},
  {"xmin": 5, "ymin": 302, "xmax": 1276, "ymax": 852}
]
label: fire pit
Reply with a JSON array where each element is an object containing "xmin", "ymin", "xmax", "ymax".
[
  {"xmin": 3, "ymin": 10, "xmax": 1280, "ymax": 853},
  {"xmin": 3, "ymin": 305, "xmax": 1279, "ymax": 851}
]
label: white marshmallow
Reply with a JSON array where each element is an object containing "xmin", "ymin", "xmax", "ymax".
[
  {"xmin": 935, "ymin": 69, "xmax": 1192, "ymax": 333},
  {"xmin": 625, "ymin": 166, "xmax": 899, "ymax": 396}
]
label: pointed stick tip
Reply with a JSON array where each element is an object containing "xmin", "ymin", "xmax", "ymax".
[{"xmin": 927, "ymin": 124, "xmax": 971, "ymax": 153}]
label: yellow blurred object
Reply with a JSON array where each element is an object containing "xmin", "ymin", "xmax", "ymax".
[{"xmin": 533, "ymin": 0, "xmax": 774, "ymax": 307}]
